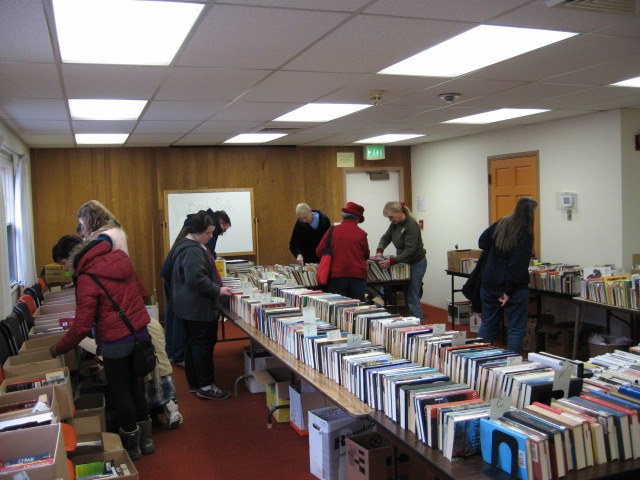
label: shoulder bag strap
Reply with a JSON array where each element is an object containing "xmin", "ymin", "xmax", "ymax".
[{"xmin": 88, "ymin": 274, "xmax": 138, "ymax": 338}]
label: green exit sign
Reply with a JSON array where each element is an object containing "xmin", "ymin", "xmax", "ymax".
[{"xmin": 364, "ymin": 145, "xmax": 385, "ymax": 160}]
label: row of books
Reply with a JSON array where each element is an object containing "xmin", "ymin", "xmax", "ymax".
[
  {"xmin": 229, "ymin": 283, "xmax": 640, "ymax": 479},
  {"xmin": 580, "ymin": 273, "xmax": 640, "ymax": 309},
  {"xmin": 528, "ymin": 265, "xmax": 582, "ymax": 295},
  {"xmin": 366, "ymin": 258, "xmax": 410, "ymax": 281}
]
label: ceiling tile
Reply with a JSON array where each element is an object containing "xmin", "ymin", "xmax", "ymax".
[
  {"xmin": 62, "ymin": 65, "xmax": 169, "ymax": 99},
  {"xmin": 0, "ymin": 0, "xmax": 55, "ymax": 63},
  {"xmin": 141, "ymin": 100, "xmax": 228, "ymax": 121},
  {"xmin": 0, "ymin": 63, "xmax": 62, "ymax": 98},
  {"xmin": 0, "ymin": 99, "xmax": 68, "ymax": 120}
]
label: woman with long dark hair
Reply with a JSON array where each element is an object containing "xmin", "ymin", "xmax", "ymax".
[{"xmin": 477, "ymin": 196, "xmax": 538, "ymax": 353}]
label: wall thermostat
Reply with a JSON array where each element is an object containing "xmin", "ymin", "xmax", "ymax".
[{"xmin": 556, "ymin": 192, "xmax": 576, "ymax": 210}]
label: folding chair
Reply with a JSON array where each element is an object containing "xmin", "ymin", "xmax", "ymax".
[
  {"xmin": 1, "ymin": 315, "xmax": 26, "ymax": 352},
  {"xmin": 18, "ymin": 294, "xmax": 37, "ymax": 316},
  {"xmin": 38, "ymin": 276, "xmax": 49, "ymax": 293},
  {"xmin": 13, "ymin": 301, "xmax": 35, "ymax": 336}
]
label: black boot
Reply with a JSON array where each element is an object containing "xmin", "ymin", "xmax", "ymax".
[
  {"xmin": 119, "ymin": 426, "xmax": 142, "ymax": 460},
  {"xmin": 138, "ymin": 418, "xmax": 155, "ymax": 455}
]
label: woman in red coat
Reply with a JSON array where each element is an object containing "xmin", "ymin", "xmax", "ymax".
[
  {"xmin": 315, "ymin": 202, "xmax": 369, "ymax": 301},
  {"xmin": 50, "ymin": 236, "xmax": 152, "ymax": 460}
]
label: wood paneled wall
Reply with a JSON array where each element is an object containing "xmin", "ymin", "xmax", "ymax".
[{"xmin": 31, "ymin": 145, "xmax": 411, "ymax": 306}]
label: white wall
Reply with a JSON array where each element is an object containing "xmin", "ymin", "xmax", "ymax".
[
  {"xmin": 0, "ymin": 121, "xmax": 29, "ymax": 158},
  {"xmin": 621, "ymin": 109, "xmax": 640, "ymax": 271},
  {"xmin": 411, "ymin": 109, "xmax": 633, "ymax": 311}
]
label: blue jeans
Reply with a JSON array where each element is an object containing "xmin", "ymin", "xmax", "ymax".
[
  {"xmin": 407, "ymin": 258, "xmax": 427, "ymax": 321},
  {"xmin": 478, "ymin": 287, "xmax": 529, "ymax": 353}
]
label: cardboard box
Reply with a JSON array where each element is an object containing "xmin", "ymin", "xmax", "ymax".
[
  {"xmin": 0, "ymin": 423, "xmax": 70, "ymax": 480},
  {"xmin": 0, "ymin": 384, "xmax": 62, "ymax": 421},
  {"xmin": 0, "ymin": 367, "xmax": 75, "ymax": 419},
  {"xmin": 19, "ymin": 333, "xmax": 78, "ymax": 371},
  {"xmin": 74, "ymin": 393, "xmax": 106, "ymax": 432},
  {"xmin": 522, "ymin": 318, "xmax": 537, "ymax": 352},
  {"xmin": 33, "ymin": 302, "xmax": 76, "ymax": 318},
  {"xmin": 345, "ymin": 432, "xmax": 423, "ymax": 480},
  {"xmin": 43, "ymin": 263, "xmax": 70, "ymax": 285},
  {"xmin": 540, "ymin": 322, "xmax": 598, "ymax": 359},
  {"xmin": 308, "ymin": 406, "xmax": 376, "ymax": 480},
  {"xmin": 289, "ymin": 381, "xmax": 332, "ymax": 434},
  {"xmin": 243, "ymin": 347, "xmax": 286, "ymax": 393},
  {"xmin": 66, "ymin": 415, "xmax": 122, "ymax": 456},
  {"xmin": 252, "ymin": 367, "xmax": 291, "ymax": 422},
  {"xmin": 446, "ymin": 249, "xmax": 482, "ymax": 272},
  {"xmin": 2, "ymin": 349, "xmax": 65, "ymax": 378},
  {"xmin": 72, "ymin": 449, "xmax": 138, "ymax": 480},
  {"xmin": 447, "ymin": 301, "xmax": 471, "ymax": 325}
]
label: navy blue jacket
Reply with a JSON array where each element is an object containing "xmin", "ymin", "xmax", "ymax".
[{"xmin": 479, "ymin": 221, "xmax": 532, "ymax": 297}]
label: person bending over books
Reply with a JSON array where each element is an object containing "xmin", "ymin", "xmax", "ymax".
[
  {"xmin": 375, "ymin": 201, "xmax": 427, "ymax": 322},
  {"xmin": 48, "ymin": 235, "xmax": 154, "ymax": 460},
  {"xmin": 204, "ymin": 208, "xmax": 231, "ymax": 259},
  {"xmin": 315, "ymin": 202, "xmax": 369, "ymax": 301},
  {"xmin": 290, "ymin": 203, "xmax": 331, "ymax": 265},
  {"xmin": 476, "ymin": 196, "xmax": 537, "ymax": 354}
]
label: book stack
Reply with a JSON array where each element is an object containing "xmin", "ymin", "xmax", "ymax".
[
  {"xmin": 528, "ymin": 263, "xmax": 582, "ymax": 295},
  {"xmin": 366, "ymin": 258, "xmax": 410, "ymax": 282}
]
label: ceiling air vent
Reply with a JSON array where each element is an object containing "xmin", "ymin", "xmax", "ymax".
[{"xmin": 545, "ymin": 0, "xmax": 639, "ymax": 14}]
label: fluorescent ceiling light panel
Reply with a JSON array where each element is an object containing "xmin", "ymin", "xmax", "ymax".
[
  {"xmin": 223, "ymin": 133, "xmax": 288, "ymax": 144},
  {"xmin": 273, "ymin": 103, "xmax": 371, "ymax": 122},
  {"xmin": 354, "ymin": 134, "xmax": 424, "ymax": 144},
  {"xmin": 611, "ymin": 76, "xmax": 640, "ymax": 88},
  {"xmin": 76, "ymin": 133, "xmax": 129, "ymax": 145},
  {"xmin": 444, "ymin": 108, "xmax": 549, "ymax": 124},
  {"xmin": 379, "ymin": 25, "xmax": 577, "ymax": 77},
  {"xmin": 69, "ymin": 99, "xmax": 147, "ymax": 120},
  {"xmin": 53, "ymin": 0, "xmax": 204, "ymax": 65}
]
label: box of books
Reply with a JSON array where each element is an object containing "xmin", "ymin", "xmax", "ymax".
[
  {"xmin": 0, "ymin": 423, "xmax": 69, "ymax": 479},
  {"xmin": 308, "ymin": 406, "xmax": 376, "ymax": 480},
  {"xmin": 288, "ymin": 381, "xmax": 332, "ymax": 434},
  {"xmin": 0, "ymin": 384, "xmax": 62, "ymax": 422},
  {"xmin": 33, "ymin": 302, "xmax": 76, "ymax": 318},
  {"xmin": 2, "ymin": 350, "xmax": 65, "ymax": 378},
  {"xmin": 345, "ymin": 432, "xmax": 422, "ymax": 480},
  {"xmin": 540, "ymin": 322, "xmax": 597, "ymax": 359},
  {"xmin": 447, "ymin": 249, "xmax": 482, "ymax": 272},
  {"xmin": 0, "ymin": 367, "xmax": 74, "ymax": 419},
  {"xmin": 43, "ymin": 263, "xmax": 70, "ymax": 285},
  {"xmin": 19, "ymin": 333, "xmax": 78, "ymax": 371},
  {"xmin": 72, "ymin": 449, "xmax": 138, "ymax": 479}
]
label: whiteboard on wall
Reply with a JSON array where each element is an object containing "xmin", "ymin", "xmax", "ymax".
[{"xmin": 164, "ymin": 189, "xmax": 255, "ymax": 255}]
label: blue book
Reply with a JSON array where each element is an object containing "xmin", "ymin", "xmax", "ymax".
[
  {"xmin": 480, "ymin": 417, "xmax": 530, "ymax": 480},
  {"xmin": 619, "ymin": 384, "xmax": 640, "ymax": 400}
]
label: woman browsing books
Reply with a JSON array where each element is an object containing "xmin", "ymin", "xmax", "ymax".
[{"xmin": 477, "ymin": 196, "xmax": 537, "ymax": 354}]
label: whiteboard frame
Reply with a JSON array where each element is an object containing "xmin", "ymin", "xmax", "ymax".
[{"xmin": 163, "ymin": 188, "xmax": 256, "ymax": 257}]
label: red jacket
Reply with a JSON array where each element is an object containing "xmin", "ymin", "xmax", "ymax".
[
  {"xmin": 316, "ymin": 219, "xmax": 369, "ymax": 280},
  {"xmin": 55, "ymin": 239, "xmax": 150, "ymax": 354}
]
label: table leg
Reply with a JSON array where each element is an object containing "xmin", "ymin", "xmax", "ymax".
[{"xmin": 572, "ymin": 303, "xmax": 582, "ymax": 359}]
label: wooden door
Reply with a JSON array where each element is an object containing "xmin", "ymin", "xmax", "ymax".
[{"xmin": 488, "ymin": 153, "xmax": 540, "ymax": 259}]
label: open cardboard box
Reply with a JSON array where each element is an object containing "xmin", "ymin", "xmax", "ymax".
[
  {"xmin": 0, "ymin": 383, "xmax": 63, "ymax": 420},
  {"xmin": 252, "ymin": 367, "xmax": 292, "ymax": 422},
  {"xmin": 2, "ymin": 349, "xmax": 65, "ymax": 378},
  {"xmin": 0, "ymin": 367, "xmax": 75, "ymax": 419},
  {"xmin": 19, "ymin": 332, "xmax": 78, "ymax": 371},
  {"xmin": 33, "ymin": 302, "xmax": 76, "ymax": 318},
  {"xmin": 65, "ymin": 415, "xmax": 122, "ymax": 457},
  {"xmin": 72, "ymin": 449, "xmax": 138, "ymax": 480},
  {"xmin": 0, "ymin": 423, "xmax": 70, "ymax": 479},
  {"xmin": 289, "ymin": 380, "xmax": 332, "ymax": 434}
]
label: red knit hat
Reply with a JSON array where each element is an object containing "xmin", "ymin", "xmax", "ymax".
[{"xmin": 341, "ymin": 201, "xmax": 365, "ymax": 223}]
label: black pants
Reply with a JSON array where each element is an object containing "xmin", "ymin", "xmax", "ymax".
[
  {"xmin": 182, "ymin": 317, "xmax": 219, "ymax": 389},
  {"xmin": 328, "ymin": 277, "xmax": 367, "ymax": 302},
  {"xmin": 103, "ymin": 354, "xmax": 148, "ymax": 432}
]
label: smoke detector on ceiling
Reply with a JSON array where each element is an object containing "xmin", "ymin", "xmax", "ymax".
[
  {"xmin": 545, "ymin": 0, "xmax": 639, "ymax": 15},
  {"xmin": 439, "ymin": 93, "xmax": 460, "ymax": 104}
]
